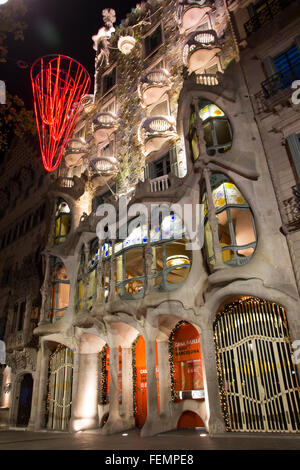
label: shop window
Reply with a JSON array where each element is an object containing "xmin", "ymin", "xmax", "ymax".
[
  {"xmin": 188, "ymin": 101, "xmax": 232, "ymax": 159},
  {"xmin": 54, "ymin": 199, "xmax": 71, "ymax": 245},
  {"xmin": 203, "ymin": 174, "xmax": 257, "ymax": 271},
  {"xmin": 49, "ymin": 258, "xmax": 70, "ymax": 323},
  {"xmin": 144, "ymin": 24, "xmax": 163, "ymax": 58}
]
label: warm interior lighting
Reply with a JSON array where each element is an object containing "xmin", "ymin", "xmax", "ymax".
[{"xmin": 166, "ymin": 255, "xmax": 190, "ymax": 268}]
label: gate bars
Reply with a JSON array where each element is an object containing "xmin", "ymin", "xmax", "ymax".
[
  {"xmin": 47, "ymin": 345, "xmax": 74, "ymax": 430},
  {"xmin": 214, "ymin": 298, "xmax": 300, "ymax": 433}
]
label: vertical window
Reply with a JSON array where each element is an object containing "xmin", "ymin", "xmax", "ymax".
[
  {"xmin": 188, "ymin": 101, "xmax": 232, "ymax": 158},
  {"xmin": 203, "ymin": 174, "xmax": 257, "ymax": 270},
  {"xmin": 273, "ymin": 45, "xmax": 300, "ymax": 89},
  {"xmin": 55, "ymin": 199, "xmax": 71, "ymax": 244},
  {"xmin": 17, "ymin": 301, "xmax": 26, "ymax": 331},
  {"xmin": 49, "ymin": 259, "xmax": 70, "ymax": 323},
  {"xmin": 144, "ymin": 24, "xmax": 163, "ymax": 58},
  {"xmin": 286, "ymin": 134, "xmax": 300, "ymax": 182}
]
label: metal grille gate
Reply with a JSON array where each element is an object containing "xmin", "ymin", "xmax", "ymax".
[
  {"xmin": 47, "ymin": 345, "xmax": 74, "ymax": 431},
  {"xmin": 214, "ymin": 298, "xmax": 300, "ymax": 433}
]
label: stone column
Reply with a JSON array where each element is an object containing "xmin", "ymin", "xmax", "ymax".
[
  {"xmin": 81, "ymin": 242, "xmax": 90, "ymax": 312},
  {"xmin": 69, "ymin": 352, "xmax": 99, "ymax": 431},
  {"xmin": 156, "ymin": 339, "xmax": 171, "ymax": 417},
  {"xmin": 121, "ymin": 347, "xmax": 134, "ymax": 425},
  {"xmin": 141, "ymin": 326, "xmax": 160, "ymax": 437},
  {"xmin": 108, "ymin": 240, "xmax": 116, "ymax": 302},
  {"xmin": 200, "ymin": 326, "xmax": 225, "ymax": 435},
  {"xmin": 34, "ymin": 342, "xmax": 51, "ymax": 430},
  {"xmin": 39, "ymin": 254, "xmax": 51, "ymax": 325},
  {"xmin": 203, "ymin": 168, "xmax": 223, "ymax": 270},
  {"xmin": 102, "ymin": 345, "xmax": 123, "ymax": 434},
  {"xmin": 27, "ymin": 347, "xmax": 41, "ymax": 430}
]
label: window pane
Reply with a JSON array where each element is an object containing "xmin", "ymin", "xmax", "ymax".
[
  {"xmin": 125, "ymin": 248, "xmax": 144, "ymax": 279},
  {"xmin": 116, "ymin": 255, "xmax": 123, "ymax": 284},
  {"xmin": 165, "ymin": 240, "xmax": 191, "ymax": 284},
  {"xmin": 152, "ymin": 245, "xmax": 163, "ymax": 276},
  {"xmin": 145, "ymin": 25, "xmax": 162, "ymax": 57},
  {"xmin": 230, "ymin": 208, "xmax": 256, "ymax": 256},
  {"xmin": 203, "ymin": 122, "xmax": 214, "ymax": 147},
  {"xmin": 57, "ymin": 283, "xmax": 70, "ymax": 317},
  {"xmin": 214, "ymin": 119, "xmax": 231, "ymax": 145}
]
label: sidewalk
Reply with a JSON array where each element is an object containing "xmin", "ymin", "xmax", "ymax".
[{"xmin": 0, "ymin": 428, "xmax": 299, "ymax": 450}]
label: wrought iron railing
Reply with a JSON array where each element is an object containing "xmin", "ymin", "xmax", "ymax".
[
  {"xmin": 261, "ymin": 65, "xmax": 300, "ymax": 98},
  {"xmin": 244, "ymin": 0, "xmax": 295, "ymax": 36},
  {"xmin": 282, "ymin": 184, "xmax": 300, "ymax": 230}
]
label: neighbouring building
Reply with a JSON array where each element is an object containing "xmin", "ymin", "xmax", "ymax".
[{"xmin": 1, "ymin": 0, "xmax": 300, "ymax": 437}]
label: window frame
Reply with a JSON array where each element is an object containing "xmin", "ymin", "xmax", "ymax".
[{"xmin": 143, "ymin": 23, "xmax": 164, "ymax": 61}]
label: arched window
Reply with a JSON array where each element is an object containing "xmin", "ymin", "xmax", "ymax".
[
  {"xmin": 101, "ymin": 213, "xmax": 192, "ymax": 300},
  {"xmin": 49, "ymin": 258, "xmax": 70, "ymax": 323},
  {"xmin": 203, "ymin": 174, "xmax": 257, "ymax": 270},
  {"xmin": 55, "ymin": 199, "xmax": 71, "ymax": 244},
  {"xmin": 189, "ymin": 100, "xmax": 232, "ymax": 159}
]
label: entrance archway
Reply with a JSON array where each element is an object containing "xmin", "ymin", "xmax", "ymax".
[
  {"xmin": 132, "ymin": 336, "xmax": 159, "ymax": 427},
  {"xmin": 170, "ymin": 322, "xmax": 204, "ymax": 401},
  {"xmin": 214, "ymin": 297, "xmax": 300, "ymax": 433},
  {"xmin": 177, "ymin": 411, "xmax": 204, "ymax": 429},
  {"xmin": 16, "ymin": 374, "xmax": 33, "ymax": 427}
]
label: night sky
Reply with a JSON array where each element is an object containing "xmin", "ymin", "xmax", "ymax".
[{"xmin": 0, "ymin": 0, "xmax": 138, "ymax": 108}]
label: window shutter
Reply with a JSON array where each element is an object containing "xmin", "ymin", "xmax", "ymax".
[
  {"xmin": 169, "ymin": 147, "xmax": 178, "ymax": 177},
  {"xmin": 287, "ymin": 134, "xmax": 300, "ymax": 181},
  {"xmin": 263, "ymin": 57, "xmax": 277, "ymax": 78},
  {"xmin": 144, "ymin": 162, "xmax": 154, "ymax": 180}
]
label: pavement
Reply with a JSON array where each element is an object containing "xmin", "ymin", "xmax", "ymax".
[{"xmin": 0, "ymin": 427, "xmax": 299, "ymax": 451}]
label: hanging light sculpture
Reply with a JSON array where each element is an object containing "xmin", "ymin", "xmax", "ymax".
[{"xmin": 30, "ymin": 55, "xmax": 91, "ymax": 172}]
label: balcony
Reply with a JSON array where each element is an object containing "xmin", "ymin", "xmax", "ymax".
[
  {"xmin": 254, "ymin": 65, "xmax": 300, "ymax": 114},
  {"xmin": 50, "ymin": 175, "xmax": 86, "ymax": 199},
  {"xmin": 92, "ymin": 112, "xmax": 118, "ymax": 144},
  {"xmin": 81, "ymin": 94, "xmax": 95, "ymax": 113},
  {"xmin": 244, "ymin": 0, "xmax": 296, "ymax": 36},
  {"xmin": 139, "ymin": 69, "xmax": 171, "ymax": 107},
  {"xmin": 64, "ymin": 137, "xmax": 88, "ymax": 168},
  {"xmin": 89, "ymin": 156, "xmax": 118, "ymax": 188},
  {"xmin": 178, "ymin": 2, "xmax": 212, "ymax": 35},
  {"xmin": 150, "ymin": 174, "xmax": 170, "ymax": 192},
  {"xmin": 183, "ymin": 30, "xmax": 220, "ymax": 74},
  {"xmin": 138, "ymin": 116, "xmax": 177, "ymax": 156},
  {"xmin": 6, "ymin": 328, "xmax": 33, "ymax": 352}
]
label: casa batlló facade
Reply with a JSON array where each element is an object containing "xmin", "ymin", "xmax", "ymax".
[{"xmin": 0, "ymin": 0, "xmax": 300, "ymax": 437}]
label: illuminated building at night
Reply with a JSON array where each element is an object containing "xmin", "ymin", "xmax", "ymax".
[{"xmin": 0, "ymin": 0, "xmax": 300, "ymax": 436}]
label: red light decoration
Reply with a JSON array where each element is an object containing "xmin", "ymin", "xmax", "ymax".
[{"xmin": 30, "ymin": 55, "xmax": 91, "ymax": 172}]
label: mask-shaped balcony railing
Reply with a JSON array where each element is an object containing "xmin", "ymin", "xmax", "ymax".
[
  {"xmin": 92, "ymin": 112, "xmax": 118, "ymax": 144},
  {"xmin": 89, "ymin": 155, "xmax": 118, "ymax": 188},
  {"xmin": 177, "ymin": 1, "xmax": 212, "ymax": 34},
  {"xmin": 139, "ymin": 69, "xmax": 171, "ymax": 107},
  {"xmin": 139, "ymin": 116, "xmax": 177, "ymax": 156},
  {"xmin": 81, "ymin": 94, "xmax": 94, "ymax": 113},
  {"xmin": 183, "ymin": 30, "xmax": 220, "ymax": 74},
  {"xmin": 195, "ymin": 72, "xmax": 220, "ymax": 86},
  {"xmin": 244, "ymin": 0, "xmax": 295, "ymax": 36},
  {"xmin": 64, "ymin": 137, "xmax": 88, "ymax": 168}
]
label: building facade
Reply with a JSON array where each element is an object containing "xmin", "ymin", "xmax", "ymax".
[{"xmin": 1, "ymin": 0, "xmax": 300, "ymax": 437}]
